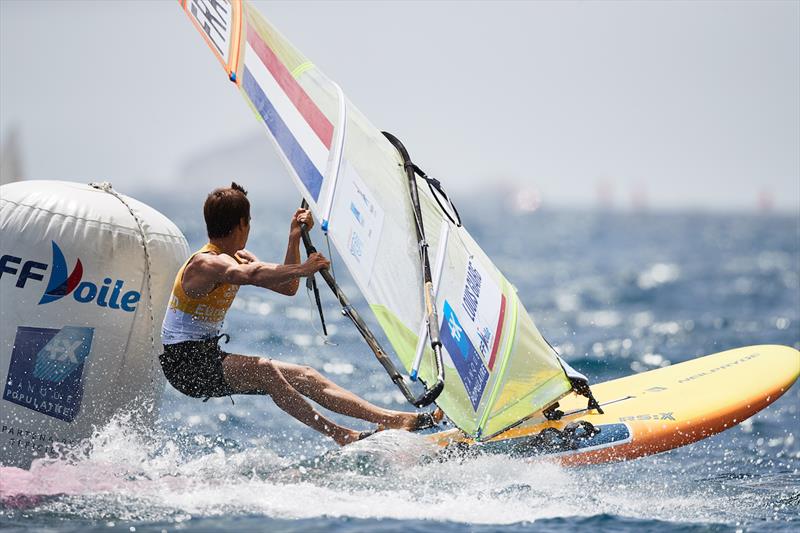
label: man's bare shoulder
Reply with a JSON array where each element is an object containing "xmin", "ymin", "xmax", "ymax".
[
  {"xmin": 184, "ymin": 251, "xmax": 237, "ymax": 282},
  {"xmin": 181, "ymin": 251, "xmax": 242, "ymax": 296}
]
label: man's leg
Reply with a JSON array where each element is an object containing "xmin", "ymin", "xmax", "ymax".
[
  {"xmin": 270, "ymin": 360, "xmax": 437, "ymax": 430},
  {"xmin": 221, "ymin": 354, "xmax": 362, "ymax": 445}
]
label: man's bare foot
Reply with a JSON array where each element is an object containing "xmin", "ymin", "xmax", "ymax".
[
  {"xmin": 332, "ymin": 427, "xmax": 384, "ymax": 446},
  {"xmin": 397, "ymin": 408, "xmax": 444, "ymax": 431}
]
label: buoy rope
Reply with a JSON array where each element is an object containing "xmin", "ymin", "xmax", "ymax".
[{"xmin": 89, "ymin": 182, "xmax": 158, "ymax": 399}]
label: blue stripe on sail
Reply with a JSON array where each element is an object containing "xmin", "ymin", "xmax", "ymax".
[{"xmin": 243, "ymin": 66, "xmax": 322, "ymax": 201}]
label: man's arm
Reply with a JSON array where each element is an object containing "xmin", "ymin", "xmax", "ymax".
[
  {"xmin": 273, "ymin": 217, "xmax": 303, "ymax": 296},
  {"xmin": 188, "ymin": 252, "xmax": 329, "ymax": 294},
  {"xmin": 235, "ymin": 242, "xmax": 300, "ymax": 296},
  {"xmin": 270, "ymin": 208, "xmax": 313, "ymax": 296}
]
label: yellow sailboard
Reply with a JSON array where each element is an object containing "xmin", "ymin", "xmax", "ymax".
[{"xmin": 432, "ymin": 345, "xmax": 800, "ymax": 465}]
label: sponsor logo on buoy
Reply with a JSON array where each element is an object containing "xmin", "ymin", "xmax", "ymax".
[
  {"xmin": 0, "ymin": 241, "xmax": 141, "ymax": 312},
  {"xmin": 39, "ymin": 241, "xmax": 83, "ymax": 305},
  {"xmin": 3, "ymin": 325, "xmax": 94, "ymax": 422}
]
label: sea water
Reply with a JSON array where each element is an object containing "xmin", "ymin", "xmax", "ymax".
[{"xmin": 1, "ymin": 193, "xmax": 798, "ymax": 532}]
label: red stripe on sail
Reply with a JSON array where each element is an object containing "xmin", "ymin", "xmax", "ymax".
[
  {"xmin": 246, "ymin": 21, "xmax": 333, "ymax": 148},
  {"xmin": 487, "ymin": 294, "xmax": 506, "ymax": 370}
]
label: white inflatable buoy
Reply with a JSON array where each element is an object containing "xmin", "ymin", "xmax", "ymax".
[{"xmin": 0, "ymin": 180, "xmax": 189, "ymax": 467}]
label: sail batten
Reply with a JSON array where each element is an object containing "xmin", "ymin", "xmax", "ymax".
[
  {"xmin": 178, "ymin": 0, "xmax": 578, "ymax": 438},
  {"xmin": 319, "ymin": 83, "xmax": 347, "ymax": 231}
]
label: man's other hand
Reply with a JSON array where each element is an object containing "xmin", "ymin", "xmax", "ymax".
[
  {"xmin": 235, "ymin": 249, "xmax": 258, "ymax": 263},
  {"xmin": 301, "ymin": 252, "xmax": 330, "ymax": 275}
]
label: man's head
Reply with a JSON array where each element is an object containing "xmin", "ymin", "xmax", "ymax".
[{"xmin": 204, "ymin": 182, "xmax": 250, "ymax": 245}]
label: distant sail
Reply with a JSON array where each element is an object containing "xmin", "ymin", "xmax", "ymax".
[
  {"xmin": 0, "ymin": 126, "xmax": 24, "ymax": 186},
  {"xmin": 178, "ymin": 0, "xmax": 578, "ymax": 439}
]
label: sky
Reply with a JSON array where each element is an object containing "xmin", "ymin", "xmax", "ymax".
[{"xmin": 1, "ymin": 0, "xmax": 798, "ymax": 212}]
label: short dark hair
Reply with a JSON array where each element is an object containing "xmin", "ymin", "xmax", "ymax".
[{"xmin": 204, "ymin": 182, "xmax": 250, "ymax": 238}]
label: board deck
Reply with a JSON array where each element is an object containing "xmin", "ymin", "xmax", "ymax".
[{"xmin": 430, "ymin": 345, "xmax": 800, "ymax": 465}]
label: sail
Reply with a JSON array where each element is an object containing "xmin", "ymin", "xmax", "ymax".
[{"xmin": 178, "ymin": 0, "xmax": 574, "ymax": 439}]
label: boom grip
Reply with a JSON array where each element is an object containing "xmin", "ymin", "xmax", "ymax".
[
  {"xmin": 410, "ymin": 377, "xmax": 444, "ymax": 407},
  {"xmin": 297, "ymin": 198, "xmax": 444, "ymax": 409},
  {"xmin": 298, "ymin": 200, "xmax": 326, "ymax": 336},
  {"xmin": 299, "ymin": 223, "xmax": 317, "ymax": 254}
]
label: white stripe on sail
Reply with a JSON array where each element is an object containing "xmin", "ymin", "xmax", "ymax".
[{"xmin": 245, "ymin": 42, "xmax": 330, "ymax": 181}]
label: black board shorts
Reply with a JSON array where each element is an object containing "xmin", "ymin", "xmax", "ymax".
[{"xmin": 159, "ymin": 335, "xmax": 235, "ymax": 399}]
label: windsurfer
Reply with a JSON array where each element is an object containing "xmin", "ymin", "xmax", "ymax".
[{"xmin": 159, "ymin": 183, "xmax": 440, "ymax": 445}]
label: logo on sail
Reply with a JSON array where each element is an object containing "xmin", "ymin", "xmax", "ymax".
[
  {"xmin": 187, "ymin": 0, "xmax": 232, "ymax": 61},
  {"xmin": 462, "ymin": 261, "xmax": 481, "ymax": 321},
  {"xmin": 458, "ymin": 259, "xmax": 506, "ymax": 369},
  {"xmin": 440, "ymin": 301, "xmax": 489, "ymax": 411}
]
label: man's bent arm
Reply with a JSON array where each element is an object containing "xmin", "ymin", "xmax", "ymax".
[
  {"xmin": 219, "ymin": 257, "xmax": 310, "ymax": 290},
  {"xmin": 272, "ymin": 208, "xmax": 313, "ymax": 296},
  {"xmin": 271, "ymin": 231, "xmax": 302, "ymax": 296}
]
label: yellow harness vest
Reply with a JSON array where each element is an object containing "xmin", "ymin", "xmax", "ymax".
[{"xmin": 161, "ymin": 243, "xmax": 241, "ymax": 344}]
